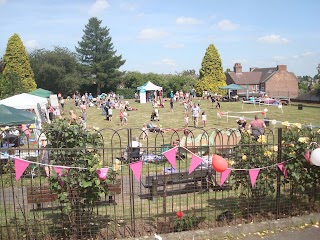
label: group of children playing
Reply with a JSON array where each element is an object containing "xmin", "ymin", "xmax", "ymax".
[
  {"xmin": 118, "ymin": 109, "xmax": 128, "ymax": 126},
  {"xmin": 184, "ymin": 111, "xmax": 207, "ymax": 128}
]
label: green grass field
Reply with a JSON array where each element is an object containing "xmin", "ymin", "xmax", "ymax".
[{"xmin": 64, "ymin": 98, "xmax": 320, "ymax": 131}]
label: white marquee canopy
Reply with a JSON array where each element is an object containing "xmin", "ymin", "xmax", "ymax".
[
  {"xmin": 137, "ymin": 81, "xmax": 162, "ymax": 103},
  {"xmin": 137, "ymin": 81, "xmax": 162, "ymax": 91}
]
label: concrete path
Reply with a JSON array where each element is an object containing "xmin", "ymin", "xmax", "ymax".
[
  {"xmin": 242, "ymin": 225, "xmax": 320, "ymax": 240},
  {"xmin": 123, "ymin": 213, "xmax": 320, "ymax": 240}
]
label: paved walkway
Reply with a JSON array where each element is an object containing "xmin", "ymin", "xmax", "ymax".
[
  {"xmin": 124, "ymin": 213, "xmax": 320, "ymax": 240},
  {"xmin": 241, "ymin": 225, "xmax": 320, "ymax": 240}
]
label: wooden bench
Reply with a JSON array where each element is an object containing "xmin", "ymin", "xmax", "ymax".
[
  {"xmin": 142, "ymin": 169, "xmax": 209, "ymax": 199},
  {"xmin": 26, "ymin": 182, "xmax": 122, "ymax": 209},
  {"xmin": 26, "ymin": 186, "xmax": 58, "ymax": 210},
  {"xmin": 101, "ymin": 181, "xmax": 122, "ymax": 205}
]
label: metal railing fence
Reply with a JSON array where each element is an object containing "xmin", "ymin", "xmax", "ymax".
[{"xmin": 0, "ymin": 127, "xmax": 319, "ymax": 239}]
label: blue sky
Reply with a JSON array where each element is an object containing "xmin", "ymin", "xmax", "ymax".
[{"xmin": 0, "ymin": 0, "xmax": 319, "ymax": 77}]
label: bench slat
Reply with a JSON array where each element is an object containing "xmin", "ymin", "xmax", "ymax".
[
  {"xmin": 144, "ymin": 170, "xmax": 208, "ymax": 188},
  {"xmin": 26, "ymin": 186, "xmax": 58, "ymax": 204},
  {"xmin": 26, "ymin": 183, "xmax": 121, "ymax": 205},
  {"xmin": 107, "ymin": 183, "xmax": 121, "ymax": 194}
]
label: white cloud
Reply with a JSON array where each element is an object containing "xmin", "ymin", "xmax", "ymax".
[
  {"xmin": 0, "ymin": 0, "xmax": 7, "ymax": 5},
  {"xmin": 152, "ymin": 58, "xmax": 177, "ymax": 68},
  {"xmin": 120, "ymin": 2, "xmax": 138, "ymax": 11},
  {"xmin": 301, "ymin": 51, "xmax": 314, "ymax": 57},
  {"xmin": 164, "ymin": 43, "xmax": 184, "ymax": 49},
  {"xmin": 24, "ymin": 40, "xmax": 39, "ymax": 50},
  {"xmin": 138, "ymin": 28, "xmax": 169, "ymax": 40},
  {"xmin": 232, "ymin": 58, "xmax": 248, "ymax": 64},
  {"xmin": 272, "ymin": 56, "xmax": 286, "ymax": 61},
  {"xmin": 216, "ymin": 19, "xmax": 240, "ymax": 31},
  {"xmin": 88, "ymin": 0, "xmax": 110, "ymax": 16},
  {"xmin": 257, "ymin": 34, "xmax": 289, "ymax": 44},
  {"xmin": 176, "ymin": 17, "xmax": 203, "ymax": 25},
  {"xmin": 291, "ymin": 51, "xmax": 315, "ymax": 59},
  {"xmin": 155, "ymin": 58, "xmax": 177, "ymax": 68}
]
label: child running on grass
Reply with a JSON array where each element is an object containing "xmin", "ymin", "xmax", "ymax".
[
  {"xmin": 170, "ymin": 97, "xmax": 174, "ymax": 112},
  {"xmin": 123, "ymin": 109, "xmax": 128, "ymax": 125},
  {"xmin": 119, "ymin": 109, "xmax": 124, "ymax": 126},
  {"xmin": 108, "ymin": 107, "xmax": 113, "ymax": 121},
  {"xmin": 201, "ymin": 111, "xmax": 207, "ymax": 128},
  {"xmin": 184, "ymin": 114, "xmax": 189, "ymax": 128}
]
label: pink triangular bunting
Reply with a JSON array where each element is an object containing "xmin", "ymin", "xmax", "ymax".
[
  {"xmin": 96, "ymin": 167, "xmax": 109, "ymax": 181},
  {"xmin": 163, "ymin": 147, "xmax": 177, "ymax": 169},
  {"xmin": 130, "ymin": 161, "xmax": 143, "ymax": 182},
  {"xmin": 249, "ymin": 169, "xmax": 260, "ymax": 188},
  {"xmin": 277, "ymin": 163, "xmax": 288, "ymax": 177},
  {"xmin": 220, "ymin": 168, "xmax": 232, "ymax": 186},
  {"xmin": 189, "ymin": 154, "xmax": 203, "ymax": 174},
  {"xmin": 14, "ymin": 158, "xmax": 30, "ymax": 181},
  {"xmin": 54, "ymin": 166, "xmax": 70, "ymax": 176}
]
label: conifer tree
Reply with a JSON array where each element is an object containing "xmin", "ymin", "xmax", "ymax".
[
  {"xmin": 76, "ymin": 17, "xmax": 125, "ymax": 94},
  {"xmin": 1, "ymin": 34, "xmax": 37, "ymax": 96},
  {"xmin": 196, "ymin": 44, "xmax": 226, "ymax": 95}
]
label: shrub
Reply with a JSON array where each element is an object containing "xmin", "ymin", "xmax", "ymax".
[
  {"xmin": 116, "ymin": 88, "xmax": 135, "ymax": 99},
  {"xmin": 43, "ymin": 119, "xmax": 117, "ymax": 238},
  {"xmin": 281, "ymin": 124, "xmax": 320, "ymax": 205}
]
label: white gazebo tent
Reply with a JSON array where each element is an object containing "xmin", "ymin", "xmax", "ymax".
[
  {"xmin": 137, "ymin": 81, "xmax": 162, "ymax": 103},
  {"xmin": 0, "ymin": 93, "xmax": 50, "ymax": 124}
]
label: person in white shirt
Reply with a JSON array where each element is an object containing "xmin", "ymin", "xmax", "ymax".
[
  {"xmin": 108, "ymin": 108, "xmax": 113, "ymax": 121},
  {"xmin": 201, "ymin": 111, "xmax": 207, "ymax": 128},
  {"xmin": 12, "ymin": 127, "xmax": 20, "ymax": 136},
  {"xmin": 191, "ymin": 103, "xmax": 200, "ymax": 127},
  {"xmin": 122, "ymin": 136, "xmax": 143, "ymax": 161},
  {"xmin": 131, "ymin": 136, "xmax": 142, "ymax": 148},
  {"xmin": 81, "ymin": 95, "xmax": 86, "ymax": 105}
]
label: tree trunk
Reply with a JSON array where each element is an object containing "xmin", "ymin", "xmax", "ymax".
[{"xmin": 97, "ymin": 83, "xmax": 101, "ymax": 95}]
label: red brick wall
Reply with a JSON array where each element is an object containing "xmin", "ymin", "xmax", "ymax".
[{"xmin": 265, "ymin": 72, "xmax": 299, "ymax": 98}]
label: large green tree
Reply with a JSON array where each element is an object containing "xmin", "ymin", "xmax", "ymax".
[
  {"xmin": 119, "ymin": 71, "xmax": 198, "ymax": 97},
  {"xmin": 30, "ymin": 47, "xmax": 82, "ymax": 95},
  {"xmin": 196, "ymin": 44, "xmax": 226, "ymax": 95},
  {"xmin": 76, "ymin": 17, "xmax": 125, "ymax": 94},
  {"xmin": 1, "ymin": 34, "xmax": 37, "ymax": 97},
  {"xmin": 313, "ymin": 64, "xmax": 320, "ymax": 98},
  {"xmin": 298, "ymin": 75, "xmax": 312, "ymax": 93}
]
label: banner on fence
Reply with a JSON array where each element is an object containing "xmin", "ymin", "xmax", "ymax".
[{"xmin": 7, "ymin": 146, "xmax": 296, "ymax": 186}]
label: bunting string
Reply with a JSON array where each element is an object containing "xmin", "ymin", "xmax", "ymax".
[{"xmin": 1, "ymin": 148, "xmax": 294, "ymax": 172}]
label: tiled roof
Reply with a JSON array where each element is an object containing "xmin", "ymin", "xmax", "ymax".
[
  {"xmin": 227, "ymin": 72, "xmax": 262, "ymax": 84},
  {"xmin": 252, "ymin": 67, "xmax": 277, "ymax": 83},
  {"xmin": 227, "ymin": 67, "xmax": 283, "ymax": 84}
]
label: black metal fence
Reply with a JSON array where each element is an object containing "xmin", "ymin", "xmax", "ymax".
[{"xmin": 0, "ymin": 127, "xmax": 319, "ymax": 239}]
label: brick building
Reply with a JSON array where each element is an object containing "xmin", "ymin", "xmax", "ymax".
[{"xmin": 226, "ymin": 63, "xmax": 299, "ymax": 98}]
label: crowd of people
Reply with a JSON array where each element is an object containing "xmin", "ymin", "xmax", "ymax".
[{"xmin": 1, "ymin": 87, "xmax": 270, "ymax": 174}]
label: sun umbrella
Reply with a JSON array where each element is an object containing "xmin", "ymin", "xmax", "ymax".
[{"xmin": 220, "ymin": 84, "xmax": 244, "ymax": 99}]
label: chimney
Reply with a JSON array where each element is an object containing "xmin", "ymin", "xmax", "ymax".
[
  {"xmin": 234, "ymin": 63, "xmax": 242, "ymax": 73},
  {"xmin": 249, "ymin": 67, "xmax": 256, "ymax": 72},
  {"xmin": 277, "ymin": 65, "xmax": 287, "ymax": 71}
]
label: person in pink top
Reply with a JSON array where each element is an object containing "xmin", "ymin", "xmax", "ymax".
[
  {"xmin": 249, "ymin": 115, "xmax": 266, "ymax": 139},
  {"xmin": 21, "ymin": 124, "xmax": 31, "ymax": 142}
]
